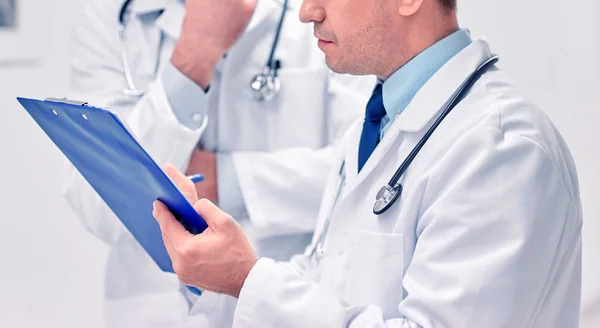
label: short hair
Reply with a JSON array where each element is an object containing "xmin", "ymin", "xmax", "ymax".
[{"xmin": 438, "ymin": 0, "xmax": 457, "ymax": 12}]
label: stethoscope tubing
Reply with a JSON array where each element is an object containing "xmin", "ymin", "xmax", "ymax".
[
  {"xmin": 387, "ymin": 56, "xmax": 499, "ymax": 188},
  {"xmin": 266, "ymin": 0, "xmax": 288, "ymax": 73},
  {"xmin": 374, "ymin": 55, "xmax": 500, "ymax": 215}
]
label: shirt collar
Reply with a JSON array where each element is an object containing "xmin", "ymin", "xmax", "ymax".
[{"xmin": 382, "ymin": 28, "xmax": 473, "ymax": 120}]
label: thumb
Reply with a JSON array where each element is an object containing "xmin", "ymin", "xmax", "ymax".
[
  {"xmin": 164, "ymin": 163, "xmax": 197, "ymax": 204},
  {"xmin": 193, "ymin": 198, "xmax": 235, "ymax": 232},
  {"xmin": 152, "ymin": 200, "xmax": 193, "ymax": 250}
]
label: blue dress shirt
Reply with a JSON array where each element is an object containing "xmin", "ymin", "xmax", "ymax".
[{"xmin": 380, "ymin": 29, "xmax": 472, "ymax": 138}]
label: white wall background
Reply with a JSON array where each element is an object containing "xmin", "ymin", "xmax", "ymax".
[
  {"xmin": 0, "ymin": 0, "xmax": 107, "ymax": 327},
  {"xmin": 458, "ymin": 1, "xmax": 600, "ymax": 326},
  {"xmin": 0, "ymin": 0, "xmax": 597, "ymax": 327}
]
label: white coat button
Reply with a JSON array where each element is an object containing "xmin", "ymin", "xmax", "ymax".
[
  {"xmin": 191, "ymin": 113, "xmax": 203, "ymax": 122},
  {"xmin": 317, "ymin": 246, "xmax": 325, "ymax": 258}
]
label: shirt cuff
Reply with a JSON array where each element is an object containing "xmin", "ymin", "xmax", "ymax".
[
  {"xmin": 217, "ymin": 153, "xmax": 248, "ymax": 220},
  {"xmin": 160, "ymin": 60, "xmax": 210, "ymax": 130},
  {"xmin": 178, "ymin": 282, "xmax": 200, "ymax": 311}
]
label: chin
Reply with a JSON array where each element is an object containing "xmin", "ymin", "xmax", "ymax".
[
  {"xmin": 326, "ymin": 57, "xmax": 371, "ymax": 76},
  {"xmin": 325, "ymin": 57, "xmax": 348, "ymax": 74}
]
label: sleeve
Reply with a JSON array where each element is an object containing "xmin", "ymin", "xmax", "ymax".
[
  {"xmin": 232, "ymin": 125, "xmax": 581, "ymax": 328},
  {"xmin": 62, "ymin": 0, "xmax": 208, "ymax": 245},
  {"xmin": 161, "ymin": 60, "xmax": 211, "ymax": 130},
  {"xmin": 216, "ymin": 153, "xmax": 247, "ymax": 220},
  {"xmin": 230, "ymin": 73, "xmax": 376, "ymax": 239}
]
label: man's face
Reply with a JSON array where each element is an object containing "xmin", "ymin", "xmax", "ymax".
[{"xmin": 299, "ymin": 0, "xmax": 398, "ymax": 76}]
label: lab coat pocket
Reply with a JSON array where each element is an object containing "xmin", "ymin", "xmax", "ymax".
[
  {"xmin": 267, "ymin": 68, "xmax": 329, "ymax": 150},
  {"xmin": 344, "ymin": 229, "xmax": 405, "ymax": 318}
]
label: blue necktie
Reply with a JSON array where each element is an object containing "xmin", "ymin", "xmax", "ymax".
[{"xmin": 358, "ymin": 84, "xmax": 386, "ymax": 172}]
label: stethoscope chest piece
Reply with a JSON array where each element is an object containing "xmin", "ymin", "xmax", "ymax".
[
  {"xmin": 250, "ymin": 67, "xmax": 281, "ymax": 101},
  {"xmin": 373, "ymin": 184, "xmax": 403, "ymax": 215}
]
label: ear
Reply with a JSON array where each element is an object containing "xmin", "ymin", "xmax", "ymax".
[{"xmin": 398, "ymin": 0, "xmax": 424, "ymax": 16}]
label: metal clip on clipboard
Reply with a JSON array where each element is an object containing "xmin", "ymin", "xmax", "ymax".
[{"xmin": 44, "ymin": 97, "xmax": 89, "ymax": 106}]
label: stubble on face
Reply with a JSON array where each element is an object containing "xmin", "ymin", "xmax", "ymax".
[{"xmin": 320, "ymin": 0, "xmax": 396, "ymax": 77}]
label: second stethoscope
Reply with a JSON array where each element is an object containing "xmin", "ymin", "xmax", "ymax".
[{"xmin": 118, "ymin": 0, "xmax": 289, "ymax": 101}]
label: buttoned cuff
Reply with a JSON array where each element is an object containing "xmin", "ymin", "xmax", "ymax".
[
  {"xmin": 217, "ymin": 153, "xmax": 248, "ymax": 220},
  {"xmin": 160, "ymin": 60, "xmax": 211, "ymax": 130}
]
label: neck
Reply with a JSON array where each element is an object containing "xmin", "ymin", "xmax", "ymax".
[{"xmin": 378, "ymin": 15, "xmax": 459, "ymax": 81}]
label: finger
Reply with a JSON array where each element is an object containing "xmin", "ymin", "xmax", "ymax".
[
  {"xmin": 153, "ymin": 201, "xmax": 193, "ymax": 250},
  {"xmin": 161, "ymin": 231, "xmax": 178, "ymax": 260},
  {"xmin": 154, "ymin": 202, "xmax": 178, "ymax": 256},
  {"xmin": 164, "ymin": 164, "xmax": 198, "ymax": 203},
  {"xmin": 160, "ymin": 231, "xmax": 186, "ymax": 278},
  {"xmin": 193, "ymin": 198, "xmax": 235, "ymax": 232}
]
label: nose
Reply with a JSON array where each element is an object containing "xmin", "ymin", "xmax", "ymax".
[{"xmin": 299, "ymin": 0, "xmax": 325, "ymax": 23}]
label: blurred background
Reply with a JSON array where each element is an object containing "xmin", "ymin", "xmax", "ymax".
[{"xmin": 0, "ymin": 0, "xmax": 598, "ymax": 327}]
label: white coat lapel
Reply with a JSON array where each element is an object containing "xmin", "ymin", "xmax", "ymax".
[
  {"xmin": 122, "ymin": 0, "xmax": 172, "ymax": 82},
  {"xmin": 395, "ymin": 39, "xmax": 493, "ymax": 133},
  {"xmin": 154, "ymin": 0, "xmax": 185, "ymax": 40},
  {"xmin": 131, "ymin": 0, "xmax": 169, "ymax": 15},
  {"xmin": 245, "ymin": 0, "xmax": 293, "ymax": 34},
  {"xmin": 341, "ymin": 39, "xmax": 495, "ymax": 200},
  {"xmin": 340, "ymin": 121, "xmax": 361, "ymax": 189}
]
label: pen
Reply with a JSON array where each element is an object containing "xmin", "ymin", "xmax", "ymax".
[{"xmin": 187, "ymin": 174, "xmax": 204, "ymax": 184}]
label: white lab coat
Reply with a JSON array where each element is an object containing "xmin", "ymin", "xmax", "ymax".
[
  {"xmin": 63, "ymin": 0, "xmax": 374, "ymax": 326},
  {"xmin": 230, "ymin": 39, "xmax": 583, "ymax": 327}
]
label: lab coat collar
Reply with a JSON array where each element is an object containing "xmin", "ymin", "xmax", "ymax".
[
  {"xmin": 344, "ymin": 38, "xmax": 495, "ymax": 193},
  {"xmin": 155, "ymin": 0, "xmax": 185, "ymax": 40},
  {"xmin": 244, "ymin": 0, "xmax": 290, "ymax": 36},
  {"xmin": 130, "ymin": 0, "xmax": 171, "ymax": 15},
  {"xmin": 394, "ymin": 39, "xmax": 493, "ymax": 133}
]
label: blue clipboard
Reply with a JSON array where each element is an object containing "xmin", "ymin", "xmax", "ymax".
[{"xmin": 17, "ymin": 97, "xmax": 208, "ymax": 273}]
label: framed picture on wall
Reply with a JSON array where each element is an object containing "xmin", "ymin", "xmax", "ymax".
[
  {"xmin": 0, "ymin": 0, "xmax": 16, "ymax": 28},
  {"xmin": 0, "ymin": 0, "xmax": 50, "ymax": 65}
]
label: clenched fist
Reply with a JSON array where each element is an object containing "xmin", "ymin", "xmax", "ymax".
[
  {"xmin": 154, "ymin": 165, "xmax": 257, "ymax": 298},
  {"xmin": 171, "ymin": 0, "xmax": 258, "ymax": 89}
]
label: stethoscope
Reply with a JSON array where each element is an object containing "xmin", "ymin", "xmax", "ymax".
[
  {"xmin": 118, "ymin": 0, "xmax": 144, "ymax": 97},
  {"xmin": 249, "ymin": 0, "xmax": 289, "ymax": 101},
  {"xmin": 309, "ymin": 55, "xmax": 500, "ymax": 257},
  {"xmin": 373, "ymin": 55, "xmax": 499, "ymax": 215},
  {"xmin": 118, "ymin": 0, "xmax": 288, "ymax": 100}
]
